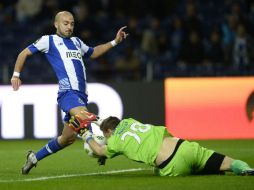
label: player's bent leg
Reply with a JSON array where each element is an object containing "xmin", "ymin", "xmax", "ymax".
[
  {"xmin": 21, "ymin": 138, "xmax": 65, "ymax": 175},
  {"xmin": 21, "ymin": 107, "xmax": 91, "ymax": 175},
  {"xmin": 69, "ymin": 106, "xmax": 90, "ymax": 121},
  {"xmin": 68, "ymin": 107, "xmax": 98, "ymax": 134},
  {"xmin": 21, "ymin": 151, "xmax": 38, "ymax": 175},
  {"xmin": 21, "ymin": 123, "xmax": 74, "ymax": 175},
  {"xmin": 58, "ymin": 122, "xmax": 77, "ymax": 146}
]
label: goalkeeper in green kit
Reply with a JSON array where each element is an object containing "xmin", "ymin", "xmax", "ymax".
[{"xmin": 78, "ymin": 117, "xmax": 254, "ymax": 176}]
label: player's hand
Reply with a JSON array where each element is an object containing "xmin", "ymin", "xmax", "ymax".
[
  {"xmin": 97, "ymin": 156, "xmax": 107, "ymax": 166},
  {"xmin": 81, "ymin": 130, "xmax": 93, "ymax": 143},
  {"xmin": 11, "ymin": 76, "xmax": 22, "ymax": 91},
  {"xmin": 114, "ymin": 26, "xmax": 129, "ymax": 44}
]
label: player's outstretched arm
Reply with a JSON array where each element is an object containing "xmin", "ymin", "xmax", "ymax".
[
  {"xmin": 90, "ymin": 26, "xmax": 128, "ymax": 59},
  {"xmin": 11, "ymin": 48, "xmax": 33, "ymax": 91}
]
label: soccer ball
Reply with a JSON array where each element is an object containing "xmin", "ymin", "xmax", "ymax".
[{"xmin": 83, "ymin": 134, "xmax": 106, "ymax": 158}]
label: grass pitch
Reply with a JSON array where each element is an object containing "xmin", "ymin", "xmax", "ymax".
[{"xmin": 0, "ymin": 139, "xmax": 253, "ymax": 190}]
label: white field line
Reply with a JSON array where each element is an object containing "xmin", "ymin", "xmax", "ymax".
[{"xmin": 0, "ymin": 168, "xmax": 150, "ymax": 183}]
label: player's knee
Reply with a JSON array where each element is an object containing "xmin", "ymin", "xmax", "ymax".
[
  {"xmin": 58, "ymin": 135, "xmax": 76, "ymax": 147},
  {"xmin": 78, "ymin": 110, "xmax": 94, "ymax": 120}
]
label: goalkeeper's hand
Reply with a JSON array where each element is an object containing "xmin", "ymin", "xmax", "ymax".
[
  {"xmin": 81, "ymin": 130, "xmax": 93, "ymax": 143},
  {"xmin": 68, "ymin": 113, "xmax": 96, "ymax": 135},
  {"xmin": 68, "ymin": 115, "xmax": 89, "ymax": 134},
  {"xmin": 98, "ymin": 156, "xmax": 107, "ymax": 166},
  {"xmin": 68, "ymin": 112, "xmax": 103, "ymax": 135}
]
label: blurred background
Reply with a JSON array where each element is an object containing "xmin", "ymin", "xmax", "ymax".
[
  {"xmin": 1, "ymin": 0, "xmax": 254, "ymax": 140},
  {"xmin": 1, "ymin": 0, "xmax": 254, "ymax": 84}
]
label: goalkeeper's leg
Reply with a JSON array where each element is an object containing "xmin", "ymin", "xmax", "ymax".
[{"xmin": 220, "ymin": 156, "xmax": 254, "ymax": 175}]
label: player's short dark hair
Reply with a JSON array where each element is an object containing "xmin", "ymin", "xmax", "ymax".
[{"xmin": 100, "ymin": 116, "xmax": 120, "ymax": 132}]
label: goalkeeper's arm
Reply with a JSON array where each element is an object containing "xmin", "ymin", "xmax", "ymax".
[
  {"xmin": 82, "ymin": 131, "xmax": 107, "ymax": 157},
  {"xmin": 88, "ymin": 139, "xmax": 107, "ymax": 157}
]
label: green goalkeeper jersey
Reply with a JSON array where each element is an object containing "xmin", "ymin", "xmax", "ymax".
[{"xmin": 105, "ymin": 118, "xmax": 166, "ymax": 166}]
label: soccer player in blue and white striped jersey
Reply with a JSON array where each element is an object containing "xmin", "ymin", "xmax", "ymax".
[{"xmin": 11, "ymin": 11, "xmax": 128, "ymax": 174}]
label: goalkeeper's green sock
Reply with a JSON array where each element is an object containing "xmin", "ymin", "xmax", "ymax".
[{"xmin": 230, "ymin": 160, "xmax": 252, "ymax": 175}]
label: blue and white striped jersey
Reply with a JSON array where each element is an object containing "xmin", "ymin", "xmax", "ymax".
[{"xmin": 28, "ymin": 35, "xmax": 94, "ymax": 94}]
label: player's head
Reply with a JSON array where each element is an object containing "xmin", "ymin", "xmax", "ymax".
[
  {"xmin": 54, "ymin": 11, "xmax": 74, "ymax": 38},
  {"xmin": 100, "ymin": 116, "xmax": 120, "ymax": 138}
]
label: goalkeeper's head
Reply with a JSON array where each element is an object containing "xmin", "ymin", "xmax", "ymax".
[{"xmin": 100, "ymin": 116, "xmax": 120, "ymax": 138}]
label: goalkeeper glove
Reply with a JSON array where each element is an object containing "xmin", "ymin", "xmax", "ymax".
[
  {"xmin": 81, "ymin": 130, "xmax": 93, "ymax": 143},
  {"xmin": 68, "ymin": 112, "xmax": 103, "ymax": 135}
]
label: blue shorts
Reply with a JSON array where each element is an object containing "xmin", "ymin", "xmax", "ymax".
[{"xmin": 57, "ymin": 90, "xmax": 88, "ymax": 122}]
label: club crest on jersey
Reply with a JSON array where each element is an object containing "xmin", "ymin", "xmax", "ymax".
[{"xmin": 66, "ymin": 50, "xmax": 82, "ymax": 60}]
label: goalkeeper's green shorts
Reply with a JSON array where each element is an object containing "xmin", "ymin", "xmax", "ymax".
[{"xmin": 159, "ymin": 140, "xmax": 224, "ymax": 176}]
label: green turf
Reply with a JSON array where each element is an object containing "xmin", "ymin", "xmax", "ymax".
[{"xmin": 0, "ymin": 140, "xmax": 253, "ymax": 190}]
